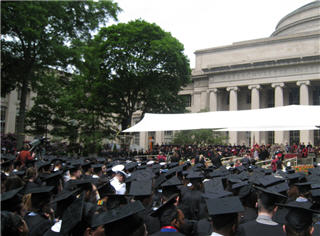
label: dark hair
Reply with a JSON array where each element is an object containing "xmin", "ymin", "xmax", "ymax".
[
  {"xmin": 1, "ymin": 211, "xmax": 24, "ymax": 236},
  {"xmin": 211, "ymin": 213, "xmax": 238, "ymax": 231},
  {"xmin": 284, "ymin": 224, "xmax": 312, "ymax": 236},
  {"xmin": 159, "ymin": 205, "xmax": 179, "ymax": 227},
  {"xmin": 31, "ymin": 192, "xmax": 51, "ymax": 212},
  {"xmin": 258, "ymin": 193, "xmax": 276, "ymax": 213}
]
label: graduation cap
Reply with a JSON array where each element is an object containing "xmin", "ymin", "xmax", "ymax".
[
  {"xmin": 286, "ymin": 172, "xmax": 301, "ymax": 185},
  {"xmin": 154, "ymin": 174, "xmax": 167, "ymax": 189},
  {"xmin": 68, "ymin": 163, "xmax": 82, "ymax": 173},
  {"xmin": 278, "ymin": 200, "xmax": 320, "ymax": 232},
  {"xmin": 168, "ymin": 162, "xmax": 179, "ymax": 169},
  {"xmin": 206, "ymin": 196, "xmax": 244, "ymax": 216},
  {"xmin": 112, "ymin": 164, "xmax": 125, "ymax": 173},
  {"xmin": 311, "ymin": 189, "xmax": 320, "ymax": 200},
  {"xmin": 1, "ymin": 187, "xmax": 23, "ymax": 202},
  {"xmin": 311, "ymin": 183, "xmax": 320, "ymax": 190},
  {"xmin": 150, "ymin": 193, "xmax": 178, "ymax": 217},
  {"xmin": 161, "ymin": 175, "xmax": 182, "ymax": 188},
  {"xmin": 1, "ymin": 160, "xmax": 13, "ymax": 168},
  {"xmin": 204, "ymin": 178, "xmax": 225, "ymax": 193},
  {"xmin": 254, "ymin": 186, "xmax": 287, "ymax": 205},
  {"xmin": 91, "ymin": 201, "xmax": 145, "ymax": 228},
  {"xmin": 81, "ymin": 161, "xmax": 92, "ymax": 171},
  {"xmin": 231, "ymin": 181, "xmax": 252, "ymax": 199},
  {"xmin": 129, "ymin": 180, "xmax": 152, "ymax": 197},
  {"xmin": 161, "ymin": 175, "xmax": 182, "ymax": 199},
  {"xmin": 36, "ymin": 161, "xmax": 51, "ymax": 170},
  {"xmin": 266, "ymin": 182, "xmax": 289, "ymax": 194},
  {"xmin": 13, "ymin": 170, "xmax": 26, "ymax": 177},
  {"xmin": 1, "ymin": 187, "xmax": 24, "ymax": 212},
  {"xmin": 23, "ymin": 185, "xmax": 54, "ymax": 194},
  {"xmin": 125, "ymin": 162, "xmax": 138, "ymax": 171},
  {"xmin": 51, "ymin": 188, "xmax": 80, "ymax": 203},
  {"xmin": 186, "ymin": 171, "xmax": 204, "ymax": 182},
  {"xmin": 92, "ymin": 163, "xmax": 103, "ymax": 173},
  {"xmin": 60, "ymin": 193, "xmax": 85, "ymax": 234},
  {"xmin": 202, "ymin": 191, "xmax": 233, "ymax": 199},
  {"xmin": 257, "ymin": 175, "xmax": 284, "ymax": 187},
  {"xmin": 2, "ymin": 154, "xmax": 16, "ymax": 161},
  {"xmin": 295, "ymin": 182, "xmax": 312, "ymax": 194},
  {"xmin": 41, "ymin": 170, "xmax": 63, "ymax": 186},
  {"xmin": 97, "ymin": 182, "xmax": 115, "ymax": 198}
]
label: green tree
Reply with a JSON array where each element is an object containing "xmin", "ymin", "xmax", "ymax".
[
  {"xmin": 96, "ymin": 19, "xmax": 191, "ymax": 130},
  {"xmin": 172, "ymin": 129, "xmax": 228, "ymax": 146},
  {"xmin": 1, "ymin": 0, "xmax": 120, "ymax": 149},
  {"xmin": 25, "ymin": 44, "xmax": 117, "ymax": 155}
]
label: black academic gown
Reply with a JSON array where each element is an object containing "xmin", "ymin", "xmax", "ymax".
[
  {"xmin": 239, "ymin": 207, "xmax": 257, "ymax": 224},
  {"xmin": 24, "ymin": 213, "xmax": 53, "ymax": 236},
  {"xmin": 237, "ymin": 220, "xmax": 285, "ymax": 236},
  {"xmin": 195, "ymin": 218, "xmax": 212, "ymax": 236},
  {"xmin": 137, "ymin": 206, "xmax": 160, "ymax": 235}
]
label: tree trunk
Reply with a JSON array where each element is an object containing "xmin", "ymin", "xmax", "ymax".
[{"xmin": 16, "ymin": 78, "xmax": 28, "ymax": 150}]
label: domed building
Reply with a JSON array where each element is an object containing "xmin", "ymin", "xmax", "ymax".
[{"xmin": 133, "ymin": 0, "xmax": 320, "ymax": 148}]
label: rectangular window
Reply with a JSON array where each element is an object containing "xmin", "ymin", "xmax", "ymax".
[
  {"xmin": 314, "ymin": 130, "xmax": 320, "ymax": 146},
  {"xmin": 1, "ymin": 106, "xmax": 6, "ymax": 134},
  {"xmin": 267, "ymin": 90, "xmax": 274, "ymax": 107},
  {"xmin": 133, "ymin": 132, "xmax": 140, "ymax": 145},
  {"xmin": 289, "ymin": 88, "xmax": 299, "ymax": 105},
  {"xmin": 164, "ymin": 131, "xmax": 173, "ymax": 144},
  {"xmin": 267, "ymin": 131, "xmax": 274, "ymax": 145},
  {"xmin": 290, "ymin": 130, "xmax": 300, "ymax": 145},
  {"xmin": 313, "ymin": 87, "xmax": 320, "ymax": 105},
  {"xmin": 246, "ymin": 92, "xmax": 251, "ymax": 104}
]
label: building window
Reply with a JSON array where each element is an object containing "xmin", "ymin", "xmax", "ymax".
[
  {"xmin": 267, "ymin": 131, "xmax": 274, "ymax": 145},
  {"xmin": 1, "ymin": 106, "xmax": 6, "ymax": 134},
  {"xmin": 246, "ymin": 131, "xmax": 251, "ymax": 145},
  {"xmin": 181, "ymin": 94, "xmax": 191, "ymax": 107},
  {"xmin": 267, "ymin": 90, "xmax": 274, "ymax": 107},
  {"xmin": 290, "ymin": 131, "xmax": 300, "ymax": 145},
  {"xmin": 289, "ymin": 88, "xmax": 299, "ymax": 105},
  {"xmin": 133, "ymin": 132, "xmax": 140, "ymax": 146},
  {"xmin": 313, "ymin": 87, "xmax": 320, "ymax": 105},
  {"xmin": 164, "ymin": 131, "xmax": 173, "ymax": 144},
  {"xmin": 246, "ymin": 92, "xmax": 251, "ymax": 104},
  {"xmin": 314, "ymin": 130, "xmax": 320, "ymax": 146}
]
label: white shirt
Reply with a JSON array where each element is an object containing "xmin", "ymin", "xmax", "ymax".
[
  {"xmin": 211, "ymin": 232, "xmax": 224, "ymax": 236},
  {"xmin": 110, "ymin": 177, "xmax": 126, "ymax": 195}
]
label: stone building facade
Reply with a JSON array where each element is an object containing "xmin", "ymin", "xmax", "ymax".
[{"xmin": 133, "ymin": 1, "xmax": 320, "ymax": 149}]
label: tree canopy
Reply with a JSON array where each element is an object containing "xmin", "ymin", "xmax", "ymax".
[
  {"xmin": 172, "ymin": 129, "xmax": 228, "ymax": 146},
  {"xmin": 96, "ymin": 19, "xmax": 191, "ymax": 130},
  {"xmin": 1, "ymin": 0, "xmax": 121, "ymax": 149}
]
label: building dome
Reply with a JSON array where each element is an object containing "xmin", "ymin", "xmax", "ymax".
[{"xmin": 272, "ymin": 0, "xmax": 320, "ymax": 37}]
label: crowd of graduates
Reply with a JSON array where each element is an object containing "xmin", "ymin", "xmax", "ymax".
[{"xmin": 1, "ymin": 142, "xmax": 320, "ymax": 236}]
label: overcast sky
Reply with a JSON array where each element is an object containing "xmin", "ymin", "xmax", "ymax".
[{"xmin": 111, "ymin": 0, "xmax": 313, "ymax": 68}]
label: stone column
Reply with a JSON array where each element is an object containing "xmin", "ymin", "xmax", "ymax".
[
  {"xmin": 209, "ymin": 88, "xmax": 218, "ymax": 111},
  {"xmin": 297, "ymin": 80, "xmax": 313, "ymax": 144},
  {"xmin": 200, "ymin": 91, "xmax": 208, "ymax": 111},
  {"xmin": 226, "ymin": 86, "xmax": 239, "ymax": 145},
  {"xmin": 5, "ymin": 90, "xmax": 18, "ymax": 133},
  {"xmin": 193, "ymin": 91, "xmax": 201, "ymax": 112},
  {"xmin": 248, "ymin": 85, "xmax": 261, "ymax": 145},
  {"xmin": 271, "ymin": 82, "xmax": 286, "ymax": 144}
]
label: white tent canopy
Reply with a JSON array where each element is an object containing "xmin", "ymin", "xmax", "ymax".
[{"xmin": 123, "ymin": 105, "xmax": 320, "ymax": 132}]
